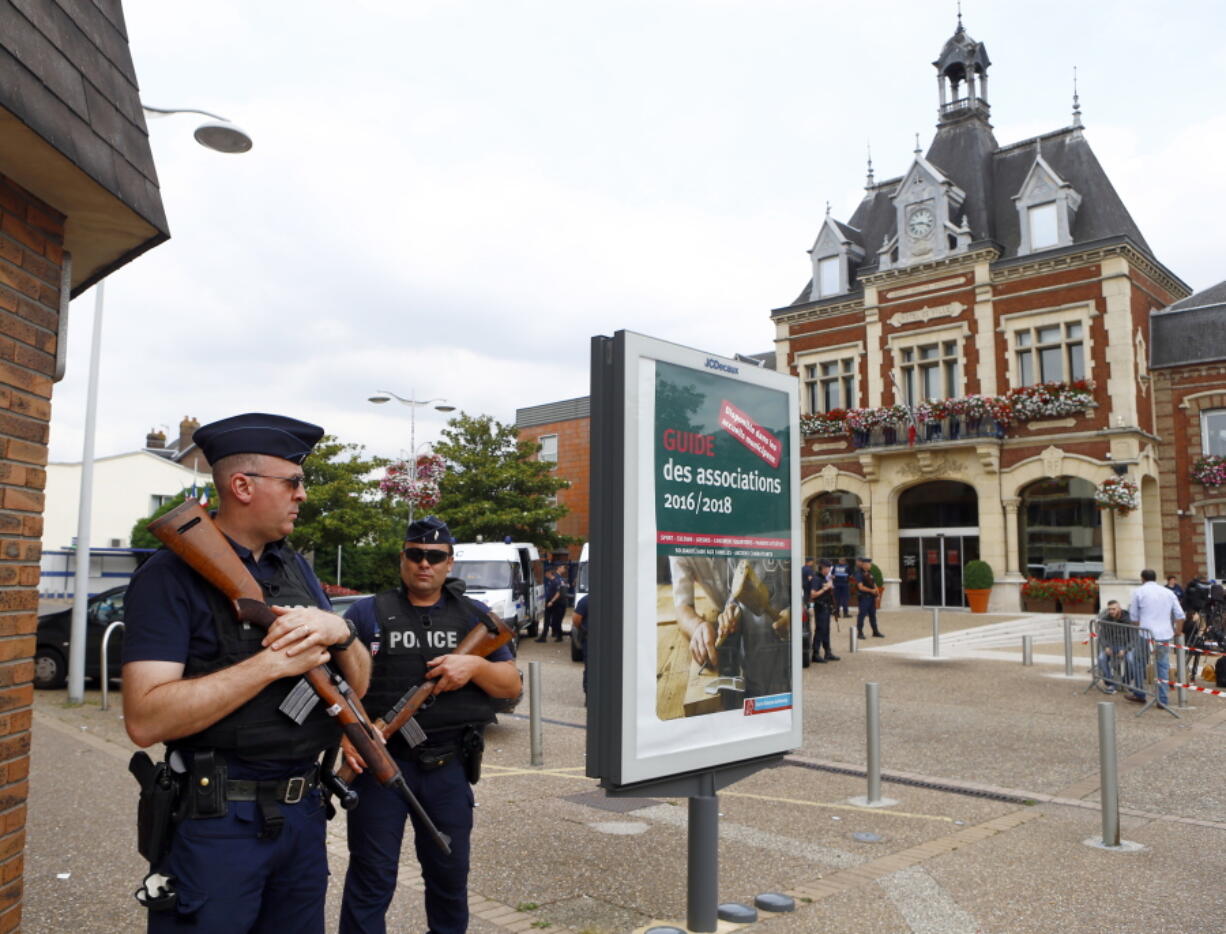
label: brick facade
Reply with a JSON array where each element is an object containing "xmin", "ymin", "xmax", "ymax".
[
  {"xmin": 1152, "ymin": 365, "xmax": 1226, "ymax": 578},
  {"xmin": 519, "ymin": 416, "xmax": 590, "ymax": 560},
  {"xmin": 0, "ymin": 173, "xmax": 63, "ymax": 931}
]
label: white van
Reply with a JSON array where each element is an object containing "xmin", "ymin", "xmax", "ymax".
[{"xmin": 451, "ymin": 541, "xmax": 544, "ymax": 640}]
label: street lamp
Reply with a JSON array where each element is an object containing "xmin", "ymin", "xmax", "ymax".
[
  {"xmin": 142, "ymin": 105, "xmax": 253, "ymax": 154},
  {"xmin": 368, "ymin": 390, "xmax": 456, "ymax": 523},
  {"xmin": 66, "ymin": 107, "xmax": 253, "ymax": 704}
]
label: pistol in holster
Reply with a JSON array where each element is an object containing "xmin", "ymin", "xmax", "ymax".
[
  {"xmin": 129, "ymin": 751, "xmax": 184, "ymax": 867},
  {"xmin": 461, "ymin": 726, "xmax": 485, "ymax": 785}
]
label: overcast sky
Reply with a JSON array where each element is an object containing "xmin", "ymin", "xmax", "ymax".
[{"xmin": 46, "ymin": 0, "xmax": 1226, "ymax": 467}]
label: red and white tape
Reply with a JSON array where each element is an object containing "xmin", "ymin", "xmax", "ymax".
[{"xmin": 1161, "ymin": 679, "xmax": 1226, "ymax": 697}]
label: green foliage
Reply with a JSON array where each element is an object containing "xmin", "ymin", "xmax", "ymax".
[
  {"xmin": 291, "ymin": 435, "xmax": 402, "ymax": 594},
  {"xmin": 430, "ymin": 413, "xmax": 571, "ymax": 550},
  {"xmin": 963, "ymin": 559, "xmax": 994, "ymax": 590},
  {"xmin": 130, "ymin": 486, "xmax": 216, "ymax": 548},
  {"xmin": 869, "ymin": 562, "xmax": 884, "ymax": 587}
]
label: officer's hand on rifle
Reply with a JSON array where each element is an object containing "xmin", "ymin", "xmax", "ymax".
[
  {"xmin": 264, "ymin": 605, "xmax": 350, "ymax": 657},
  {"xmin": 425, "ymin": 654, "xmax": 485, "ymax": 695}
]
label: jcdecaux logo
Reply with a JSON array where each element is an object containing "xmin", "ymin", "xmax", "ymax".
[{"xmin": 705, "ymin": 357, "xmax": 738, "ymax": 374}]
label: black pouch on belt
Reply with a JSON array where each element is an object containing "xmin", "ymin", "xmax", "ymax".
[
  {"xmin": 129, "ymin": 752, "xmax": 181, "ymax": 866},
  {"xmin": 461, "ymin": 727, "xmax": 485, "ymax": 785},
  {"xmin": 414, "ymin": 743, "xmax": 458, "ymax": 772}
]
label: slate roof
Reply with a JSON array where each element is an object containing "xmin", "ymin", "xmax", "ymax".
[
  {"xmin": 0, "ymin": 0, "xmax": 168, "ymax": 294},
  {"xmin": 1150, "ymin": 280, "xmax": 1226, "ymax": 369},
  {"xmin": 780, "ymin": 120, "xmax": 1163, "ymax": 314}
]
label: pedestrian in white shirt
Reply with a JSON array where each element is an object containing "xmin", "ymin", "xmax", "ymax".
[{"xmin": 1127, "ymin": 569, "xmax": 1185, "ymax": 706}]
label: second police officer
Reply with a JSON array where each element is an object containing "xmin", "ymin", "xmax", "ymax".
[{"xmin": 339, "ymin": 516, "xmax": 521, "ymax": 934}]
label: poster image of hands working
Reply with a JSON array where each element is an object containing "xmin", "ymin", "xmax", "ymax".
[{"xmin": 652, "ymin": 359, "xmax": 793, "ymax": 721}]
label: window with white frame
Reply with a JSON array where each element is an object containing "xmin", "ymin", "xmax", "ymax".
[
  {"xmin": 538, "ymin": 434, "xmax": 558, "ymax": 463},
  {"xmin": 803, "ymin": 356, "xmax": 856, "ymax": 413},
  {"xmin": 1209, "ymin": 518, "xmax": 1226, "ymax": 581},
  {"xmin": 1014, "ymin": 321, "xmax": 1084, "ymax": 385},
  {"xmin": 1203, "ymin": 410, "xmax": 1226, "ymax": 458},
  {"xmin": 1027, "ymin": 202, "xmax": 1059, "ymax": 249},
  {"xmin": 899, "ymin": 339, "xmax": 960, "ymax": 403},
  {"xmin": 817, "ymin": 256, "xmax": 840, "ymax": 297}
]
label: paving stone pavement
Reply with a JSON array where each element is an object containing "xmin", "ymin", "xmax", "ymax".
[{"xmin": 23, "ymin": 608, "xmax": 1226, "ymax": 933}]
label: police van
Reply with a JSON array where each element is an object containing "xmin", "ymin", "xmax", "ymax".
[{"xmin": 451, "ymin": 541, "xmax": 544, "ymax": 643}]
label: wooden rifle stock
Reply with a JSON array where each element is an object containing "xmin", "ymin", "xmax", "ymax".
[
  {"xmin": 147, "ymin": 499, "xmax": 452, "ymax": 854},
  {"xmin": 335, "ymin": 613, "xmax": 513, "ymax": 785}
]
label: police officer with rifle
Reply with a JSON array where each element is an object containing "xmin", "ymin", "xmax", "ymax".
[
  {"xmin": 339, "ymin": 516, "xmax": 521, "ymax": 934},
  {"xmin": 122, "ymin": 413, "xmax": 373, "ymax": 932}
]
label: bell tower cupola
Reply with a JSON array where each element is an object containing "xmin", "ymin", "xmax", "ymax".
[{"xmin": 934, "ymin": 14, "xmax": 991, "ymax": 126}]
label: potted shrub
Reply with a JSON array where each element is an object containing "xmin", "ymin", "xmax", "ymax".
[
  {"xmin": 869, "ymin": 562, "xmax": 885, "ymax": 608},
  {"xmin": 963, "ymin": 560, "xmax": 994, "ymax": 613},
  {"xmin": 1021, "ymin": 577, "xmax": 1059, "ymax": 613}
]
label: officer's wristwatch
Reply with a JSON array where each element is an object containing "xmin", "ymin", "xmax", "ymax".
[{"xmin": 332, "ymin": 617, "xmax": 359, "ymax": 652}]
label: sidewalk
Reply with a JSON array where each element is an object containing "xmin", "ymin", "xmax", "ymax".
[{"xmin": 24, "ymin": 608, "xmax": 1226, "ymax": 933}]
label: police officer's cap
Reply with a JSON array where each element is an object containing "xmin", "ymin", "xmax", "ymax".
[
  {"xmin": 193, "ymin": 413, "xmax": 324, "ymax": 466},
  {"xmin": 818, "ymin": 557, "xmax": 832, "ymax": 568},
  {"xmin": 858, "ymin": 555, "xmax": 872, "ymax": 563},
  {"xmin": 406, "ymin": 515, "xmax": 453, "ymax": 544}
]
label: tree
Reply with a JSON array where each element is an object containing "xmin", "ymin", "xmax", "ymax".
[
  {"xmin": 291, "ymin": 435, "xmax": 403, "ymax": 593},
  {"xmin": 428, "ymin": 412, "xmax": 570, "ymax": 549},
  {"xmin": 130, "ymin": 485, "xmax": 216, "ymax": 549}
]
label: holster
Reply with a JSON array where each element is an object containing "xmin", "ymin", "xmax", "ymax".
[
  {"xmin": 128, "ymin": 752, "xmax": 182, "ymax": 868},
  {"xmin": 461, "ymin": 726, "xmax": 485, "ymax": 785}
]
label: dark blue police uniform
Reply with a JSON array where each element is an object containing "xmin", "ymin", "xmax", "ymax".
[
  {"xmin": 832, "ymin": 561, "xmax": 851, "ymax": 617},
  {"xmin": 854, "ymin": 561, "xmax": 882, "ymax": 638},
  {"xmin": 574, "ymin": 594, "xmax": 591, "ymax": 694},
  {"xmin": 540, "ymin": 572, "xmax": 565, "ymax": 641},
  {"xmin": 124, "ymin": 538, "xmax": 336, "ymax": 933},
  {"xmin": 122, "ymin": 412, "xmax": 338, "ymax": 933},
  {"xmin": 338, "ymin": 585, "xmax": 513, "ymax": 934}
]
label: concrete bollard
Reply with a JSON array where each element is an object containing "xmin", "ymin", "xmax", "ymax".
[
  {"xmin": 865, "ymin": 682, "xmax": 881, "ymax": 805},
  {"xmin": 1063, "ymin": 617, "xmax": 1074, "ymax": 677},
  {"xmin": 849, "ymin": 628, "xmax": 858, "ymax": 654},
  {"xmin": 1022, "ymin": 634, "xmax": 1034, "ymax": 666},
  {"xmin": 931, "ymin": 606, "xmax": 940, "ymax": 658},
  {"xmin": 1098, "ymin": 701, "xmax": 1120, "ymax": 846},
  {"xmin": 529, "ymin": 660, "xmax": 543, "ymax": 767}
]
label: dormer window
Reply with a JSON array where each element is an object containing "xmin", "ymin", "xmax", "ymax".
[
  {"xmin": 1014, "ymin": 154, "xmax": 1081, "ymax": 255},
  {"xmin": 807, "ymin": 216, "xmax": 865, "ymax": 301},
  {"xmin": 1028, "ymin": 202, "xmax": 1058, "ymax": 249},
  {"xmin": 817, "ymin": 256, "xmax": 840, "ymax": 297}
]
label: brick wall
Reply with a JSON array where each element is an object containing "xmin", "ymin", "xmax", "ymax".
[
  {"xmin": 1153, "ymin": 365, "xmax": 1226, "ymax": 578},
  {"xmin": 0, "ymin": 173, "xmax": 63, "ymax": 931},
  {"xmin": 519, "ymin": 417, "xmax": 590, "ymax": 559}
]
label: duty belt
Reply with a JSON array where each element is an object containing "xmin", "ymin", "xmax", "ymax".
[{"xmin": 224, "ymin": 766, "xmax": 320, "ymax": 806}]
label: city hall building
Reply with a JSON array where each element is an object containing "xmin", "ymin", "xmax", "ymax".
[{"xmin": 775, "ymin": 21, "xmax": 1192, "ymax": 611}]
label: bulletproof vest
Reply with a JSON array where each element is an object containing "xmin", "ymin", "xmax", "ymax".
[
  {"xmin": 365, "ymin": 583, "xmax": 500, "ymax": 756},
  {"xmin": 174, "ymin": 548, "xmax": 340, "ymax": 761}
]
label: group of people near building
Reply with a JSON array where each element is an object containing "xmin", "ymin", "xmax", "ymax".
[
  {"xmin": 122, "ymin": 413, "xmax": 521, "ymax": 934},
  {"xmin": 1093, "ymin": 568, "xmax": 1225, "ymax": 708},
  {"xmin": 801, "ymin": 555, "xmax": 884, "ymax": 663}
]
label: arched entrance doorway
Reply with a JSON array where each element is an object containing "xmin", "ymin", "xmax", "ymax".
[
  {"xmin": 1018, "ymin": 477, "xmax": 1102, "ymax": 579},
  {"xmin": 898, "ymin": 480, "xmax": 979, "ymax": 607},
  {"xmin": 808, "ymin": 491, "xmax": 863, "ymax": 561}
]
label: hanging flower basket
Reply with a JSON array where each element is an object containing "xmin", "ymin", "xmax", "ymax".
[
  {"xmin": 1094, "ymin": 476, "xmax": 1139, "ymax": 516},
  {"xmin": 1003, "ymin": 380, "xmax": 1095, "ymax": 421},
  {"xmin": 1191, "ymin": 455, "xmax": 1226, "ymax": 488},
  {"xmin": 799, "ymin": 408, "xmax": 848, "ymax": 438},
  {"xmin": 380, "ymin": 453, "xmax": 447, "ymax": 512}
]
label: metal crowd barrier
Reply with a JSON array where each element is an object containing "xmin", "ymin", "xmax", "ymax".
[
  {"xmin": 100, "ymin": 620, "xmax": 124, "ymax": 712},
  {"xmin": 1086, "ymin": 618, "xmax": 1178, "ymax": 719}
]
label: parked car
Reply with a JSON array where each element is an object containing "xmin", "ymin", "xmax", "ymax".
[
  {"xmin": 35, "ymin": 586, "xmax": 127, "ymax": 689},
  {"xmin": 328, "ymin": 593, "xmax": 371, "ymax": 612}
]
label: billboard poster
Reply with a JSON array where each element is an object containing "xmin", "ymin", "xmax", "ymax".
[
  {"xmin": 653, "ymin": 360, "xmax": 793, "ymax": 722},
  {"xmin": 604, "ymin": 332, "xmax": 800, "ymax": 786}
]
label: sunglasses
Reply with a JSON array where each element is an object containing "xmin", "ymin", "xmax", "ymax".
[
  {"xmin": 241, "ymin": 472, "xmax": 307, "ymax": 490},
  {"xmin": 402, "ymin": 547, "xmax": 451, "ymax": 565}
]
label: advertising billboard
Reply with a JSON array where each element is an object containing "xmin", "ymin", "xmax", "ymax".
[{"xmin": 588, "ymin": 331, "xmax": 801, "ymax": 788}]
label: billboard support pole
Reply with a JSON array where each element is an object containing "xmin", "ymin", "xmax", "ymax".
[{"xmin": 686, "ymin": 771, "xmax": 718, "ymax": 932}]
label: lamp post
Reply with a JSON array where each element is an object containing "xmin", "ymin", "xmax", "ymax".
[
  {"xmin": 368, "ymin": 390, "xmax": 455, "ymax": 523},
  {"xmin": 66, "ymin": 106, "xmax": 253, "ymax": 705}
]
